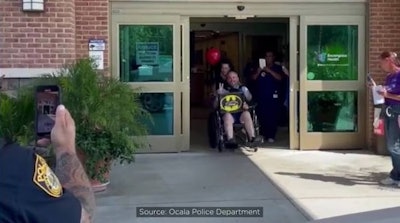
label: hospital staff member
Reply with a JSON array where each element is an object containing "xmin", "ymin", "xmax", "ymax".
[{"xmin": 252, "ymin": 51, "xmax": 284, "ymax": 143}]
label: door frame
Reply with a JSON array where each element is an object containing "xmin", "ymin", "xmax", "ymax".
[
  {"xmin": 289, "ymin": 16, "xmax": 299, "ymax": 149},
  {"xmin": 110, "ymin": 1, "xmax": 366, "ymax": 152},
  {"xmin": 298, "ymin": 15, "xmax": 366, "ymax": 150},
  {"xmin": 111, "ymin": 15, "xmax": 189, "ymax": 152}
]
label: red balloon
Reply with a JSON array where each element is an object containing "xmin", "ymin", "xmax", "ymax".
[{"xmin": 206, "ymin": 48, "xmax": 221, "ymax": 65}]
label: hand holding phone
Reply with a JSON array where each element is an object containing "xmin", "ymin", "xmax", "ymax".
[
  {"xmin": 35, "ymin": 85, "xmax": 61, "ymax": 139},
  {"xmin": 367, "ymin": 73, "xmax": 377, "ymax": 86}
]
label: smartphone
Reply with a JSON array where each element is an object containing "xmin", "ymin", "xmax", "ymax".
[
  {"xmin": 367, "ymin": 73, "xmax": 376, "ymax": 86},
  {"xmin": 259, "ymin": 58, "xmax": 266, "ymax": 69},
  {"xmin": 35, "ymin": 85, "xmax": 61, "ymax": 138}
]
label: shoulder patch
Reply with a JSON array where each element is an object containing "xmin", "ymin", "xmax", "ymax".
[{"xmin": 33, "ymin": 154, "xmax": 63, "ymax": 198}]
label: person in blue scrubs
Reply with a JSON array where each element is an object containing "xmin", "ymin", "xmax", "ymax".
[{"xmin": 252, "ymin": 51, "xmax": 285, "ymax": 143}]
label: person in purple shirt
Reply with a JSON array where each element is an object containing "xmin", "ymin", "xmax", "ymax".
[{"xmin": 376, "ymin": 51, "xmax": 400, "ymax": 186}]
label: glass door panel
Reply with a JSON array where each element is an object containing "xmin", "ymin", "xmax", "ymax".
[
  {"xmin": 307, "ymin": 25, "xmax": 358, "ymax": 81},
  {"xmin": 299, "ymin": 16, "xmax": 366, "ymax": 150},
  {"xmin": 112, "ymin": 15, "xmax": 187, "ymax": 152},
  {"xmin": 119, "ymin": 25, "xmax": 174, "ymax": 82},
  {"xmin": 140, "ymin": 92, "xmax": 174, "ymax": 135},
  {"xmin": 307, "ymin": 91, "xmax": 358, "ymax": 132}
]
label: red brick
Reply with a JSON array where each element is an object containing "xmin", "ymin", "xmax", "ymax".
[
  {"xmin": 75, "ymin": 0, "xmax": 109, "ymax": 68},
  {"xmin": 0, "ymin": 0, "xmax": 76, "ymax": 68}
]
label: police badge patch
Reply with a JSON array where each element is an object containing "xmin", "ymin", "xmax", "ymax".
[{"xmin": 33, "ymin": 154, "xmax": 63, "ymax": 198}]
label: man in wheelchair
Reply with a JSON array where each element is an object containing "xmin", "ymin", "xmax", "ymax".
[{"xmin": 214, "ymin": 71, "xmax": 261, "ymax": 148}]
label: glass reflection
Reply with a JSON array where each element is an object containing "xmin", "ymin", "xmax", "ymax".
[
  {"xmin": 119, "ymin": 25, "xmax": 173, "ymax": 82},
  {"xmin": 308, "ymin": 91, "xmax": 357, "ymax": 132},
  {"xmin": 140, "ymin": 92, "xmax": 173, "ymax": 135}
]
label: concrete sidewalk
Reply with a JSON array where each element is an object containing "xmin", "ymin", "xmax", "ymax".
[
  {"xmin": 94, "ymin": 145, "xmax": 400, "ymax": 222},
  {"xmin": 94, "ymin": 152, "xmax": 308, "ymax": 223},
  {"xmin": 247, "ymin": 148, "xmax": 400, "ymax": 220}
]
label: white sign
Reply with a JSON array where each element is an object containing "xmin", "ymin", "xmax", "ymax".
[
  {"xmin": 372, "ymin": 85, "xmax": 385, "ymax": 105},
  {"xmin": 88, "ymin": 39, "xmax": 106, "ymax": 51},
  {"xmin": 89, "ymin": 51, "xmax": 104, "ymax": 70},
  {"xmin": 136, "ymin": 42, "xmax": 159, "ymax": 65}
]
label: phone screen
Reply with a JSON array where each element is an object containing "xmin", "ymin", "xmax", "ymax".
[
  {"xmin": 35, "ymin": 86, "xmax": 60, "ymax": 135},
  {"xmin": 259, "ymin": 58, "xmax": 266, "ymax": 69}
]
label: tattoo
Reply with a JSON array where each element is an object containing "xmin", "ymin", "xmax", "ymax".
[{"xmin": 55, "ymin": 152, "xmax": 95, "ymax": 223}]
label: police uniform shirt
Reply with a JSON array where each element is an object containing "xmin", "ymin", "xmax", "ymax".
[{"xmin": 0, "ymin": 143, "xmax": 81, "ymax": 223}]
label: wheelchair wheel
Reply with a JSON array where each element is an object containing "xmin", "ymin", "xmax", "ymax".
[
  {"xmin": 207, "ymin": 112, "xmax": 218, "ymax": 149},
  {"xmin": 253, "ymin": 111, "xmax": 260, "ymax": 137},
  {"xmin": 217, "ymin": 139, "xmax": 224, "ymax": 152},
  {"xmin": 216, "ymin": 116, "xmax": 225, "ymax": 152}
]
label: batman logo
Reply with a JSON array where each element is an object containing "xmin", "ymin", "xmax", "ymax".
[{"xmin": 220, "ymin": 94, "xmax": 243, "ymax": 113}]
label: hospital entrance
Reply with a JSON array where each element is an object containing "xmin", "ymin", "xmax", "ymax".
[
  {"xmin": 188, "ymin": 17, "xmax": 291, "ymax": 151},
  {"xmin": 111, "ymin": 1, "xmax": 366, "ymax": 152}
]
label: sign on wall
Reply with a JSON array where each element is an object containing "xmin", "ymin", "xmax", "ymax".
[
  {"xmin": 88, "ymin": 39, "xmax": 105, "ymax": 70},
  {"xmin": 136, "ymin": 42, "xmax": 159, "ymax": 65}
]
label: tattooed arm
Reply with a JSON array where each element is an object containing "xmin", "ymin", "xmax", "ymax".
[
  {"xmin": 55, "ymin": 151, "xmax": 95, "ymax": 223},
  {"xmin": 48, "ymin": 105, "xmax": 96, "ymax": 223}
]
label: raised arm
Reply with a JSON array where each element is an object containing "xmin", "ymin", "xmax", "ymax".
[
  {"xmin": 52, "ymin": 105, "xmax": 95, "ymax": 223},
  {"xmin": 265, "ymin": 67, "xmax": 282, "ymax": 81},
  {"xmin": 213, "ymin": 83, "xmax": 228, "ymax": 108},
  {"xmin": 55, "ymin": 152, "xmax": 95, "ymax": 223},
  {"xmin": 251, "ymin": 68, "xmax": 262, "ymax": 80}
]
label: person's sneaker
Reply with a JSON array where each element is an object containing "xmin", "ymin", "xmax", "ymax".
[
  {"xmin": 226, "ymin": 138, "xmax": 236, "ymax": 143},
  {"xmin": 380, "ymin": 177, "xmax": 399, "ymax": 185}
]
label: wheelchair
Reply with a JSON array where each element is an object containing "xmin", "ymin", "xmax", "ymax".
[{"xmin": 207, "ymin": 91, "xmax": 262, "ymax": 152}]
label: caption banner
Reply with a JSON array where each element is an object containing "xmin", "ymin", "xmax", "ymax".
[{"xmin": 137, "ymin": 207, "xmax": 263, "ymax": 217}]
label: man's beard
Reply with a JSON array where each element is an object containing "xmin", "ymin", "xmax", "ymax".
[{"xmin": 231, "ymin": 83, "xmax": 240, "ymax": 89}]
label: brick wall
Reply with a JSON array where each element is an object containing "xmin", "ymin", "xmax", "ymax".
[
  {"xmin": 0, "ymin": 0, "xmax": 109, "ymax": 69},
  {"xmin": 368, "ymin": 0, "xmax": 400, "ymax": 152},
  {"xmin": 0, "ymin": 0, "xmax": 76, "ymax": 68},
  {"xmin": 75, "ymin": 0, "xmax": 109, "ymax": 69}
]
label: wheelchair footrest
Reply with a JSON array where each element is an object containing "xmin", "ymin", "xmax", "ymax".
[
  {"xmin": 246, "ymin": 136, "xmax": 263, "ymax": 148},
  {"xmin": 224, "ymin": 138, "xmax": 238, "ymax": 149}
]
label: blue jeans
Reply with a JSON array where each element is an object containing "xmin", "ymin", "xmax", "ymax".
[{"xmin": 384, "ymin": 104, "xmax": 400, "ymax": 181}]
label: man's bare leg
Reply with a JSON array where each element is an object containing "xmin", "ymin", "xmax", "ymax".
[
  {"xmin": 241, "ymin": 111, "xmax": 255, "ymax": 138},
  {"xmin": 223, "ymin": 113, "xmax": 234, "ymax": 140}
]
